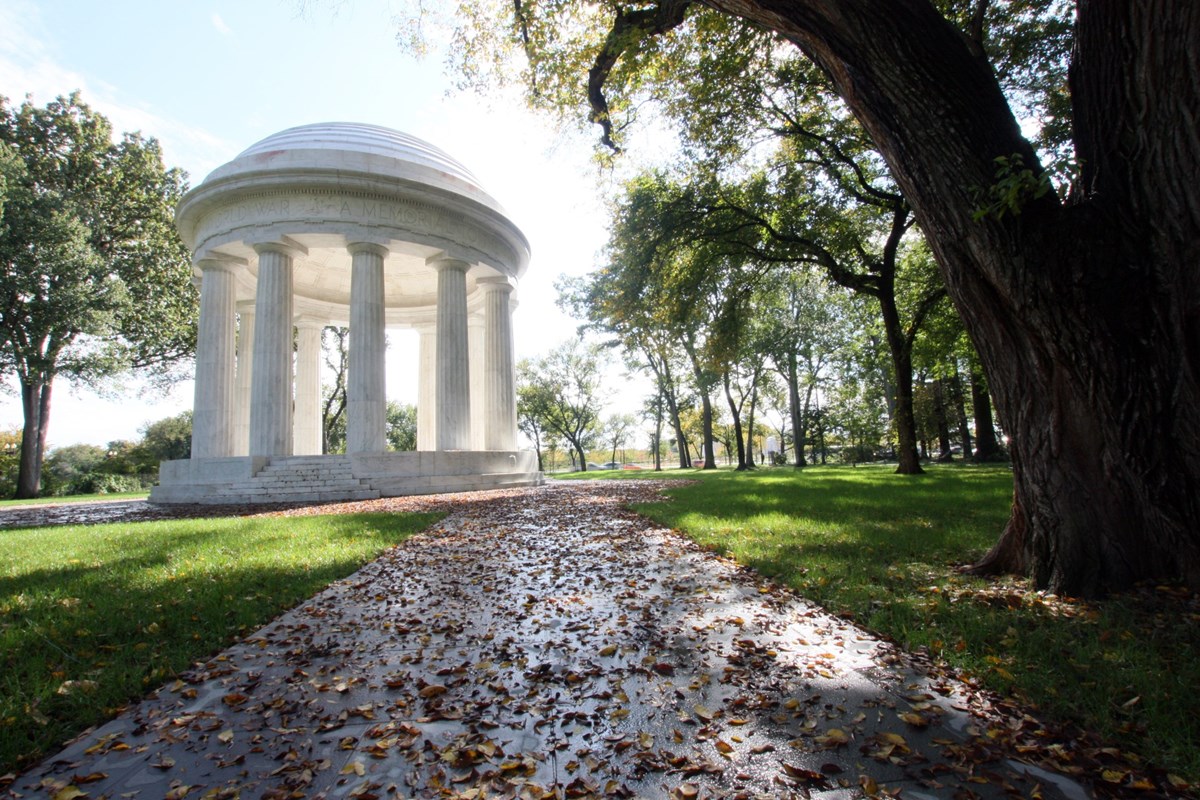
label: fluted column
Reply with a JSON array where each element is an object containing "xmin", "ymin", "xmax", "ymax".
[
  {"xmin": 249, "ymin": 243, "xmax": 297, "ymax": 457},
  {"xmin": 293, "ymin": 317, "xmax": 324, "ymax": 455},
  {"xmin": 347, "ymin": 242, "xmax": 388, "ymax": 454},
  {"xmin": 468, "ymin": 313, "xmax": 485, "ymax": 449},
  {"xmin": 233, "ymin": 302, "xmax": 255, "ymax": 456},
  {"xmin": 481, "ymin": 279, "xmax": 517, "ymax": 450},
  {"xmin": 191, "ymin": 260, "xmax": 238, "ymax": 458},
  {"xmin": 416, "ymin": 324, "xmax": 437, "ymax": 450},
  {"xmin": 432, "ymin": 257, "xmax": 471, "ymax": 450}
]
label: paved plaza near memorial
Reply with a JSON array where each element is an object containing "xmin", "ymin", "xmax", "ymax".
[{"xmin": 3, "ymin": 482, "xmax": 1092, "ymax": 800}]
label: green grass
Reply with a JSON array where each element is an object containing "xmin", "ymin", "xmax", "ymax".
[
  {"xmin": 0, "ymin": 491, "xmax": 149, "ymax": 507},
  {"xmin": 0, "ymin": 511, "xmax": 442, "ymax": 774},
  {"xmin": 613, "ymin": 465, "xmax": 1200, "ymax": 783}
]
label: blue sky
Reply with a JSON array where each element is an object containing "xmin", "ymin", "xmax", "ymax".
[{"xmin": 0, "ymin": 0, "xmax": 621, "ymax": 447}]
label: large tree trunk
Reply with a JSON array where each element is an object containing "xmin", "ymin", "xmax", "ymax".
[
  {"xmin": 722, "ymin": 371, "xmax": 748, "ymax": 469},
  {"xmin": 876, "ymin": 290, "xmax": 923, "ymax": 474},
  {"xmin": 931, "ymin": 378, "xmax": 953, "ymax": 461},
  {"xmin": 969, "ymin": 364, "xmax": 1001, "ymax": 461},
  {"xmin": 16, "ymin": 378, "xmax": 51, "ymax": 499},
  {"xmin": 785, "ymin": 354, "xmax": 806, "ymax": 466},
  {"xmin": 951, "ymin": 368, "xmax": 973, "ymax": 458},
  {"xmin": 708, "ymin": 0, "xmax": 1200, "ymax": 595},
  {"xmin": 699, "ymin": 393, "xmax": 717, "ymax": 469}
]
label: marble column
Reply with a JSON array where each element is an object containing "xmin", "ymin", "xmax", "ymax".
[
  {"xmin": 191, "ymin": 260, "xmax": 238, "ymax": 458},
  {"xmin": 233, "ymin": 302, "xmax": 255, "ymax": 456},
  {"xmin": 249, "ymin": 243, "xmax": 297, "ymax": 458},
  {"xmin": 293, "ymin": 317, "xmax": 324, "ymax": 455},
  {"xmin": 468, "ymin": 313, "xmax": 485, "ymax": 450},
  {"xmin": 432, "ymin": 257, "xmax": 471, "ymax": 450},
  {"xmin": 416, "ymin": 324, "xmax": 437, "ymax": 450},
  {"xmin": 347, "ymin": 243, "xmax": 388, "ymax": 454},
  {"xmin": 480, "ymin": 279, "xmax": 517, "ymax": 450}
]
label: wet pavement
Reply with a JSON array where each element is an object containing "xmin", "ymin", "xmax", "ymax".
[{"xmin": 4, "ymin": 482, "xmax": 1099, "ymax": 799}]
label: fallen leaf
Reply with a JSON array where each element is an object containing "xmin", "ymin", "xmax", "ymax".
[
  {"xmin": 418, "ymin": 684, "xmax": 447, "ymax": 699},
  {"xmin": 693, "ymin": 704, "xmax": 715, "ymax": 723},
  {"xmin": 217, "ymin": 730, "xmax": 234, "ymax": 744},
  {"xmin": 52, "ymin": 788, "xmax": 87, "ymax": 800}
]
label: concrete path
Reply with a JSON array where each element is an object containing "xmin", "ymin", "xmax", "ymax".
[{"xmin": 5, "ymin": 482, "xmax": 1094, "ymax": 799}]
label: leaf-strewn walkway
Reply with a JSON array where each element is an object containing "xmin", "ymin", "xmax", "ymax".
[{"xmin": 5, "ymin": 482, "xmax": 1090, "ymax": 799}]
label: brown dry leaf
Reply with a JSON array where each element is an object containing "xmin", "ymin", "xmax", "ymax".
[
  {"xmin": 56, "ymin": 680, "xmax": 98, "ymax": 696},
  {"xmin": 638, "ymin": 732, "xmax": 654, "ymax": 750},
  {"xmin": 860, "ymin": 775, "xmax": 880, "ymax": 796},
  {"xmin": 599, "ymin": 644, "xmax": 618, "ymax": 657},
  {"xmin": 70, "ymin": 773, "xmax": 107, "ymax": 785},
  {"xmin": 221, "ymin": 693, "xmax": 248, "ymax": 707},
  {"xmin": 672, "ymin": 784, "xmax": 700, "ymax": 799},
  {"xmin": 715, "ymin": 740, "xmax": 734, "ymax": 756},
  {"xmin": 898, "ymin": 712, "xmax": 928, "ymax": 728},
  {"xmin": 693, "ymin": 704, "xmax": 715, "ymax": 723},
  {"xmin": 815, "ymin": 728, "xmax": 850, "ymax": 748},
  {"xmin": 418, "ymin": 684, "xmax": 448, "ymax": 698},
  {"xmin": 781, "ymin": 764, "xmax": 826, "ymax": 785}
]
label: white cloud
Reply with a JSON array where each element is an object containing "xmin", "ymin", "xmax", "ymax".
[{"xmin": 211, "ymin": 12, "xmax": 232, "ymax": 36}]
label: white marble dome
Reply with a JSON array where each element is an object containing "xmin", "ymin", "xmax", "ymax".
[
  {"xmin": 203, "ymin": 122, "xmax": 504, "ymax": 215},
  {"xmin": 174, "ymin": 121, "xmax": 530, "ymax": 327}
]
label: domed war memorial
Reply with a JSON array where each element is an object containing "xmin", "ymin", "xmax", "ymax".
[{"xmin": 150, "ymin": 123, "xmax": 542, "ymax": 504}]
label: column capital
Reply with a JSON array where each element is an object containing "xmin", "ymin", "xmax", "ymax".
[
  {"xmin": 251, "ymin": 237, "xmax": 307, "ymax": 259},
  {"xmin": 476, "ymin": 276, "xmax": 515, "ymax": 295},
  {"xmin": 427, "ymin": 254, "xmax": 471, "ymax": 272},
  {"xmin": 195, "ymin": 258, "xmax": 240, "ymax": 275},
  {"xmin": 347, "ymin": 241, "xmax": 390, "ymax": 259}
]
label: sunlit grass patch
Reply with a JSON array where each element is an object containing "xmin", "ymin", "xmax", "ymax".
[
  {"xmin": 626, "ymin": 464, "xmax": 1200, "ymax": 782},
  {"xmin": 0, "ymin": 511, "xmax": 442, "ymax": 774}
]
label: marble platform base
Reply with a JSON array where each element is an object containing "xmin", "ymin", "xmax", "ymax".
[{"xmin": 149, "ymin": 451, "xmax": 542, "ymax": 505}]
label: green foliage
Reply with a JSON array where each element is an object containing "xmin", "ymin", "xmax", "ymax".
[
  {"xmin": 0, "ymin": 92, "xmax": 197, "ymax": 496},
  {"xmin": 0, "ymin": 510, "xmax": 443, "ymax": 773},
  {"xmin": 0, "ymin": 92, "xmax": 197, "ymax": 380},
  {"xmin": 136, "ymin": 410, "xmax": 192, "ymax": 464},
  {"xmin": 971, "ymin": 153, "xmax": 1053, "ymax": 221},
  {"xmin": 625, "ymin": 466, "xmax": 1200, "ymax": 782},
  {"xmin": 386, "ymin": 402, "xmax": 418, "ymax": 451},
  {"xmin": 517, "ymin": 340, "xmax": 608, "ymax": 469}
]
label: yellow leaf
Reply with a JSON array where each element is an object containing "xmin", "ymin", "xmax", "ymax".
[
  {"xmin": 692, "ymin": 704, "xmax": 715, "ymax": 723},
  {"xmin": 715, "ymin": 739, "xmax": 734, "ymax": 756},
  {"xmin": 217, "ymin": 729, "xmax": 234, "ymax": 744},
  {"xmin": 598, "ymin": 645, "xmax": 617, "ymax": 657},
  {"xmin": 899, "ymin": 712, "xmax": 928, "ymax": 728},
  {"xmin": 638, "ymin": 732, "xmax": 654, "ymax": 750},
  {"xmin": 1101, "ymin": 770, "xmax": 1127, "ymax": 784},
  {"xmin": 860, "ymin": 775, "xmax": 880, "ymax": 796},
  {"xmin": 52, "ymin": 788, "xmax": 88, "ymax": 800}
]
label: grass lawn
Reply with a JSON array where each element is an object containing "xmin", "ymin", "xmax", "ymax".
[
  {"xmin": 0, "ymin": 491, "xmax": 150, "ymax": 507},
  {"xmin": 561, "ymin": 464, "xmax": 1200, "ymax": 783},
  {"xmin": 0, "ymin": 510, "xmax": 442, "ymax": 775}
]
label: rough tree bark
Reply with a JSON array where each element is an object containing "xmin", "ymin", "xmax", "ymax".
[
  {"xmin": 697, "ymin": 0, "xmax": 1200, "ymax": 595},
  {"xmin": 16, "ymin": 378, "xmax": 51, "ymax": 499}
]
